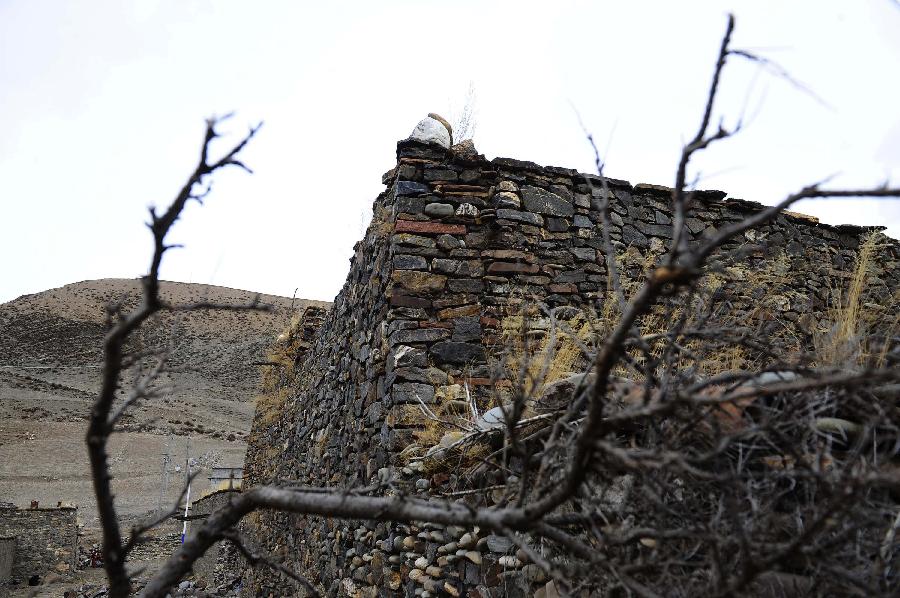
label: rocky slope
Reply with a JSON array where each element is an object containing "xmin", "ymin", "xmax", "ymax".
[{"xmin": 0, "ymin": 278, "xmax": 327, "ymax": 525}]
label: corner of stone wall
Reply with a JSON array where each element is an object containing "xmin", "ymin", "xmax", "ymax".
[{"xmin": 239, "ymin": 134, "xmax": 900, "ymax": 596}]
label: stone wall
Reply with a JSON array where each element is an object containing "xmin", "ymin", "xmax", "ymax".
[
  {"xmin": 190, "ymin": 490, "xmax": 242, "ymax": 586},
  {"xmin": 0, "ymin": 505, "xmax": 77, "ymax": 585},
  {"xmin": 0, "ymin": 536, "xmax": 13, "ymax": 583},
  {"xmin": 241, "ymin": 135, "xmax": 900, "ymax": 596}
]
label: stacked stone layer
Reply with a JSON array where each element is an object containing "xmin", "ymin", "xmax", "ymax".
[
  {"xmin": 0, "ymin": 505, "xmax": 78, "ymax": 586},
  {"xmin": 241, "ymin": 139, "xmax": 899, "ymax": 597}
]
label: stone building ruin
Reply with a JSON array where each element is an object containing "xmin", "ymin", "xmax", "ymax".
[
  {"xmin": 0, "ymin": 502, "xmax": 78, "ymax": 587},
  {"xmin": 239, "ymin": 116, "xmax": 900, "ymax": 596}
]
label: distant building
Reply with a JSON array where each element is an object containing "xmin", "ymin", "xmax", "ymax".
[
  {"xmin": 0, "ymin": 503, "xmax": 77, "ymax": 586},
  {"xmin": 208, "ymin": 466, "xmax": 243, "ymax": 492}
]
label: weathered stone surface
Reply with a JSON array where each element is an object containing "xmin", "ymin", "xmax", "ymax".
[
  {"xmin": 393, "ymin": 366, "xmax": 449, "ymax": 384},
  {"xmin": 452, "ymin": 317, "xmax": 481, "ymax": 342},
  {"xmin": 392, "ymin": 382, "xmax": 436, "ymax": 404},
  {"xmin": 0, "ymin": 506, "xmax": 77, "ymax": 584},
  {"xmin": 521, "ymin": 185, "xmax": 574, "ymax": 217},
  {"xmin": 395, "ymin": 220, "xmax": 467, "ymax": 235},
  {"xmin": 496, "ymin": 209, "xmax": 543, "ymax": 225},
  {"xmin": 437, "ymin": 304, "xmax": 481, "ymax": 320},
  {"xmin": 393, "ymin": 254, "xmax": 428, "ymax": 270},
  {"xmin": 424, "ymin": 202, "xmax": 455, "ymax": 217},
  {"xmin": 573, "ymin": 214, "xmax": 593, "ymax": 228},
  {"xmin": 241, "ymin": 121, "xmax": 900, "ymax": 598},
  {"xmin": 432, "ymin": 258, "xmax": 483, "ymax": 277},
  {"xmin": 392, "ymin": 270, "xmax": 447, "ymax": 292},
  {"xmin": 494, "ymin": 191, "xmax": 521, "ymax": 208},
  {"xmin": 430, "ymin": 341, "xmax": 485, "ymax": 364},
  {"xmin": 389, "ymin": 328, "xmax": 450, "ymax": 345},
  {"xmin": 570, "ymin": 247, "xmax": 596, "ymax": 261},
  {"xmin": 424, "ymin": 168, "xmax": 458, "ymax": 182},
  {"xmin": 396, "ymin": 180, "xmax": 430, "ymax": 196},
  {"xmin": 392, "ymin": 233, "xmax": 436, "ymax": 248},
  {"xmin": 487, "ymin": 261, "xmax": 540, "ymax": 274},
  {"xmin": 389, "ymin": 345, "xmax": 428, "ymax": 369},
  {"xmin": 546, "ymin": 217, "xmax": 569, "ymax": 232},
  {"xmin": 436, "ymin": 234, "xmax": 462, "ymax": 251},
  {"xmin": 409, "ymin": 116, "xmax": 451, "ymax": 148}
]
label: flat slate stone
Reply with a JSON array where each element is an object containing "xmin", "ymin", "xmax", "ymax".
[
  {"xmin": 396, "ymin": 181, "xmax": 430, "ymax": 196},
  {"xmin": 521, "ymin": 186, "xmax": 574, "ymax": 217},
  {"xmin": 495, "ymin": 209, "xmax": 543, "ymax": 226},
  {"xmin": 430, "ymin": 341, "xmax": 485, "ymax": 365},
  {"xmin": 392, "ymin": 382, "xmax": 436, "ymax": 404},
  {"xmin": 389, "ymin": 328, "xmax": 449, "ymax": 346}
]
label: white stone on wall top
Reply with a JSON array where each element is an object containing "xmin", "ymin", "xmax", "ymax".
[{"xmin": 409, "ymin": 116, "xmax": 451, "ymax": 148}]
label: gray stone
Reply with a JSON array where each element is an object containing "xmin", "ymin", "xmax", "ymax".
[
  {"xmin": 521, "ymin": 186, "xmax": 574, "ymax": 217},
  {"xmin": 496, "ymin": 209, "xmax": 544, "ymax": 226},
  {"xmin": 430, "ymin": 341, "xmax": 485, "ymax": 365},
  {"xmin": 546, "ymin": 217, "xmax": 569, "ymax": 232},
  {"xmin": 452, "ymin": 317, "xmax": 481, "ymax": 342},
  {"xmin": 554, "ymin": 269, "xmax": 586, "ymax": 283},
  {"xmin": 610, "ymin": 211, "xmax": 624, "ymax": 227},
  {"xmin": 485, "ymin": 535, "xmax": 514, "ymax": 554},
  {"xmin": 389, "ymin": 328, "xmax": 449, "ymax": 346},
  {"xmin": 394, "ymin": 367, "xmax": 449, "ymax": 384},
  {"xmin": 425, "ymin": 203, "xmax": 455, "ymax": 217},
  {"xmin": 436, "ymin": 234, "xmax": 462, "ymax": 251},
  {"xmin": 573, "ymin": 214, "xmax": 593, "ymax": 228},
  {"xmin": 494, "ymin": 191, "xmax": 521, "ymax": 209},
  {"xmin": 393, "ymin": 234, "xmax": 437, "ymax": 248},
  {"xmin": 638, "ymin": 222, "xmax": 674, "ymax": 239},
  {"xmin": 570, "ymin": 247, "xmax": 596, "ymax": 261},
  {"xmin": 424, "ymin": 169, "xmax": 458, "ymax": 181},
  {"xmin": 397, "ymin": 181, "xmax": 431, "ymax": 196},
  {"xmin": 449, "ymin": 279, "xmax": 484, "ymax": 293},
  {"xmin": 622, "ymin": 225, "xmax": 649, "ymax": 247},
  {"xmin": 396, "ymin": 196, "xmax": 428, "ymax": 215},
  {"xmin": 393, "ymin": 383, "xmax": 436, "ymax": 405},
  {"xmin": 394, "ymin": 255, "xmax": 428, "ymax": 270},
  {"xmin": 432, "ymin": 258, "xmax": 464, "ymax": 274}
]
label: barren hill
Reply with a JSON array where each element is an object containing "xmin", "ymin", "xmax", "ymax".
[{"xmin": 0, "ymin": 278, "xmax": 328, "ymax": 526}]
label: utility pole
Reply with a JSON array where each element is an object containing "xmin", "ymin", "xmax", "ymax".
[{"xmin": 181, "ymin": 436, "xmax": 192, "ymax": 543}]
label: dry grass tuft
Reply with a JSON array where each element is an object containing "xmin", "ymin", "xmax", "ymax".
[{"xmin": 816, "ymin": 232, "xmax": 897, "ymax": 368}]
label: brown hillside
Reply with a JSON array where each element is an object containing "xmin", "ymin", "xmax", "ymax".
[{"xmin": 0, "ymin": 278, "xmax": 328, "ymax": 526}]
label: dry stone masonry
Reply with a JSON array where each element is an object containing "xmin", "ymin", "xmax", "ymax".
[
  {"xmin": 0, "ymin": 503, "xmax": 78, "ymax": 587},
  {"xmin": 240, "ymin": 116, "xmax": 900, "ymax": 596}
]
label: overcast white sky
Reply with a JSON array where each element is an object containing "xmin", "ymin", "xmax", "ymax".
[{"xmin": 1, "ymin": 0, "xmax": 898, "ymax": 304}]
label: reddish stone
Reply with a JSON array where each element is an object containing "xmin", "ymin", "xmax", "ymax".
[
  {"xmin": 395, "ymin": 220, "xmax": 467, "ymax": 235},
  {"xmin": 480, "ymin": 316, "xmax": 500, "ymax": 328},
  {"xmin": 548, "ymin": 283, "xmax": 578, "ymax": 293},
  {"xmin": 487, "ymin": 261, "xmax": 540, "ymax": 274}
]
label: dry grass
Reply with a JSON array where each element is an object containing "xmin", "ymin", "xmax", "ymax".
[{"xmin": 815, "ymin": 232, "xmax": 898, "ymax": 368}]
